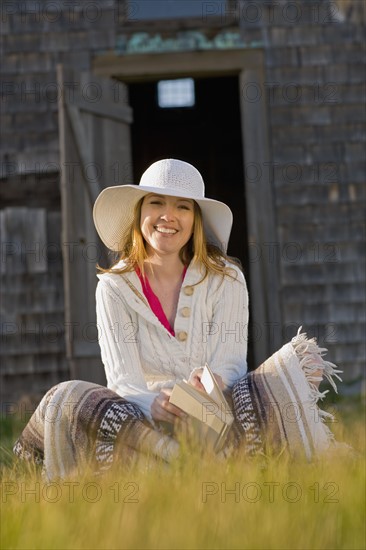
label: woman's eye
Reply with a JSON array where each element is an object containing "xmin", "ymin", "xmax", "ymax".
[{"xmin": 148, "ymin": 200, "xmax": 191, "ymax": 209}]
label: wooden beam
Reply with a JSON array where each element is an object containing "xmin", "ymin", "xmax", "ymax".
[
  {"xmin": 93, "ymin": 48, "xmax": 263, "ymax": 81},
  {"xmin": 73, "ymin": 98, "xmax": 133, "ymax": 124},
  {"xmin": 239, "ymin": 67, "xmax": 283, "ymax": 361},
  {"xmin": 65, "ymin": 102, "xmax": 101, "ymax": 205}
]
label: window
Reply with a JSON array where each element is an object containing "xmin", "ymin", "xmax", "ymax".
[
  {"xmin": 157, "ymin": 79, "xmax": 195, "ymax": 108},
  {"xmin": 128, "ymin": 0, "xmax": 228, "ymax": 21}
]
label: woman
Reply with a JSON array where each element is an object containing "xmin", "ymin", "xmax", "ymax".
[{"xmin": 14, "ymin": 159, "xmax": 342, "ymax": 480}]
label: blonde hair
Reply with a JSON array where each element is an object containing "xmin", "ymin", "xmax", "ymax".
[{"xmin": 97, "ymin": 197, "xmax": 242, "ymax": 283}]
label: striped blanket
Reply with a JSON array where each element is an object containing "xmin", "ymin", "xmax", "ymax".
[
  {"xmin": 13, "ymin": 330, "xmax": 343, "ymax": 480},
  {"xmin": 233, "ymin": 330, "xmax": 342, "ymax": 460}
]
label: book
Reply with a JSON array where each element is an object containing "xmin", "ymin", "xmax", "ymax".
[{"xmin": 169, "ymin": 364, "xmax": 234, "ymax": 452}]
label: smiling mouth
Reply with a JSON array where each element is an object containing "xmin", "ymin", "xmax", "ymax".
[{"xmin": 154, "ymin": 226, "xmax": 178, "ymax": 234}]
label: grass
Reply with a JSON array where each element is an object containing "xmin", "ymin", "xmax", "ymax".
[{"xmin": 1, "ymin": 395, "xmax": 365, "ymax": 550}]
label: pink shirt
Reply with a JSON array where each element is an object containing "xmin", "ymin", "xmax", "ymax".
[{"xmin": 135, "ymin": 266, "xmax": 187, "ymax": 336}]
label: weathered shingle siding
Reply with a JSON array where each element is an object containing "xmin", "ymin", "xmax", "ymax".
[
  {"xmin": 0, "ymin": 205, "xmax": 67, "ymax": 403},
  {"xmin": 1, "ymin": 1, "xmax": 117, "ymax": 404},
  {"xmin": 1, "ymin": 0, "xmax": 365, "ymax": 403},
  {"xmin": 261, "ymin": 9, "xmax": 366, "ymax": 386},
  {"xmin": 1, "ymin": 1, "xmax": 116, "ymax": 176}
]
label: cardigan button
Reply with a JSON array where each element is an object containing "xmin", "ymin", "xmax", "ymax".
[
  {"xmin": 183, "ymin": 285, "xmax": 194, "ymax": 296},
  {"xmin": 180, "ymin": 307, "xmax": 191, "ymax": 318},
  {"xmin": 177, "ymin": 331, "xmax": 188, "ymax": 342}
]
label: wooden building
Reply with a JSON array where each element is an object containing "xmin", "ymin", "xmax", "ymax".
[{"xmin": 1, "ymin": 0, "xmax": 365, "ymax": 407}]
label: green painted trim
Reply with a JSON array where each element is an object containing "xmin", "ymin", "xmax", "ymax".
[{"xmin": 114, "ymin": 31, "xmax": 263, "ymax": 55}]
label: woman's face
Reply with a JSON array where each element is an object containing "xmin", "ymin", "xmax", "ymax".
[{"xmin": 140, "ymin": 194, "xmax": 195, "ymax": 258}]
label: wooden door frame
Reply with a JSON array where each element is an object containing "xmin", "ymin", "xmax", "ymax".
[{"xmin": 93, "ymin": 48, "xmax": 282, "ymax": 364}]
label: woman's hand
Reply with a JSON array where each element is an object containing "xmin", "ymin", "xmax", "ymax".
[
  {"xmin": 151, "ymin": 388, "xmax": 187, "ymax": 423},
  {"xmin": 188, "ymin": 368, "xmax": 225, "ymax": 391}
]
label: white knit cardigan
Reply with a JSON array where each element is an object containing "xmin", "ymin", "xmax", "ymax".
[{"xmin": 96, "ymin": 260, "xmax": 249, "ymax": 421}]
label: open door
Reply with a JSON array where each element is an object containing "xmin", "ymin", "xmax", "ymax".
[{"xmin": 57, "ymin": 65, "xmax": 133, "ymax": 383}]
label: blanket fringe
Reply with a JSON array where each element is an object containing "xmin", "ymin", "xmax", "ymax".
[{"xmin": 291, "ymin": 327, "xmax": 343, "ymax": 424}]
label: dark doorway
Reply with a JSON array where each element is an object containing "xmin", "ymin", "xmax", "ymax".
[{"xmin": 129, "ymin": 75, "xmax": 248, "ymax": 276}]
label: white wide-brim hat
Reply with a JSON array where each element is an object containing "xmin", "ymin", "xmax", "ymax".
[{"xmin": 93, "ymin": 158, "xmax": 233, "ymax": 252}]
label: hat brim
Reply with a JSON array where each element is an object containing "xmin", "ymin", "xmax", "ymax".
[{"xmin": 93, "ymin": 185, "xmax": 233, "ymax": 253}]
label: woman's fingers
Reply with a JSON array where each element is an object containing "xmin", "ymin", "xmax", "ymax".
[
  {"xmin": 151, "ymin": 389, "xmax": 187, "ymax": 423},
  {"xmin": 187, "ymin": 368, "xmax": 205, "ymax": 390},
  {"xmin": 160, "ymin": 392, "xmax": 186, "ymax": 419},
  {"xmin": 188, "ymin": 368, "xmax": 225, "ymax": 391},
  {"xmin": 189, "ymin": 376, "xmax": 205, "ymax": 391}
]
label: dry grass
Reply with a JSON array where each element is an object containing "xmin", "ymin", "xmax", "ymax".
[{"xmin": 1, "ymin": 396, "xmax": 365, "ymax": 550}]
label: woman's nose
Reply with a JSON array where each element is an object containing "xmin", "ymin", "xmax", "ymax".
[{"xmin": 160, "ymin": 206, "xmax": 176, "ymax": 221}]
